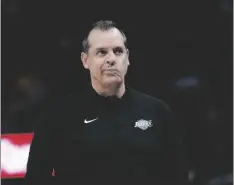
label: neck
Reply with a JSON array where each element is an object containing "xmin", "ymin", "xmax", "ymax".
[{"xmin": 91, "ymin": 79, "xmax": 125, "ymax": 98}]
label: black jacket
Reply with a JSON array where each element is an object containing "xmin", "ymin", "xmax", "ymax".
[{"xmin": 25, "ymin": 86, "xmax": 188, "ymax": 185}]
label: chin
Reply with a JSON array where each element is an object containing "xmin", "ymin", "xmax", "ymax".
[{"xmin": 103, "ymin": 76, "xmax": 122, "ymax": 87}]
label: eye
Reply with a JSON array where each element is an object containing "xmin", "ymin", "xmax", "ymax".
[
  {"xmin": 114, "ymin": 47, "xmax": 124, "ymax": 55},
  {"xmin": 97, "ymin": 50, "xmax": 107, "ymax": 56}
]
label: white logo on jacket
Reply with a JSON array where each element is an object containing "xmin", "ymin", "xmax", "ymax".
[
  {"xmin": 134, "ymin": 119, "xmax": 153, "ymax": 130},
  {"xmin": 84, "ymin": 118, "xmax": 98, "ymax": 124}
]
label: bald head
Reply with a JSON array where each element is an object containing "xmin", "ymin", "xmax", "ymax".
[
  {"xmin": 82, "ymin": 20, "xmax": 127, "ymax": 53},
  {"xmin": 87, "ymin": 28, "xmax": 126, "ymax": 53}
]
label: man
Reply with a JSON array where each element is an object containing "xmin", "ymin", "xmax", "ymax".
[{"xmin": 25, "ymin": 20, "xmax": 188, "ymax": 185}]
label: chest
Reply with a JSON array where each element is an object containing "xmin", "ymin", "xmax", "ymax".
[
  {"xmin": 61, "ymin": 105, "xmax": 163, "ymax": 154},
  {"xmin": 54, "ymin": 105, "xmax": 164, "ymax": 177}
]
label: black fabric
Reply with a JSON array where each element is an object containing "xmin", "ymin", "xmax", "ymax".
[{"xmin": 25, "ymin": 86, "xmax": 188, "ymax": 185}]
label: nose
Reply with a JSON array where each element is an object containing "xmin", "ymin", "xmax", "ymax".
[{"xmin": 106, "ymin": 51, "xmax": 116, "ymax": 66}]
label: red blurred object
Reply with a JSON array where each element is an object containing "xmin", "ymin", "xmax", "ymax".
[
  {"xmin": 1, "ymin": 133, "xmax": 55, "ymax": 179},
  {"xmin": 1, "ymin": 133, "xmax": 34, "ymax": 178}
]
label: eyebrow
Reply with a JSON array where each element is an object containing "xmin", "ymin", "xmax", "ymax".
[
  {"xmin": 95, "ymin": 47, "xmax": 106, "ymax": 51},
  {"xmin": 95, "ymin": 46, "xmax": 124, "ymax": 51}
]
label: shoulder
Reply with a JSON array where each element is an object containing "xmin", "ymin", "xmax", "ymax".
[{"xmin": 129, "ymin": 88, "xmax": 172, "ymax": 113}]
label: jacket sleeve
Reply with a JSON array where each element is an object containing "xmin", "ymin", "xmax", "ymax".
[
  {"xmin": 25, "ymin": 105, "xmax": 58, "ymax": 185},
  {"xmin": 157, "ymin": 100, "xmax": 189, "ymax": 185}
]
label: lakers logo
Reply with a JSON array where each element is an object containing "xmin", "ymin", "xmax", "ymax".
[{"xmin": 134, "ymin": 119, "xmax": 153, "ymax": 130}]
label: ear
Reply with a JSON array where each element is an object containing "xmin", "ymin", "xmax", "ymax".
[{"xmin": 81, "ymin": 52, "xmax": 89, "ymax": 69}]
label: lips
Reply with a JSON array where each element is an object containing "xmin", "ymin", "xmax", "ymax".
[
  {"xmin": 103, "ymin": 69, "xmax": 117, "ymax": 72},
  {"xmin": 102, "ymin": 69, "xmax": 118, "ymax": 74}
]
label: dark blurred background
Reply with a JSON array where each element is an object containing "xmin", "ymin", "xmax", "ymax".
[{"xmin": 2, "ymin": 0, "xmax": 233, "ymax": 185}]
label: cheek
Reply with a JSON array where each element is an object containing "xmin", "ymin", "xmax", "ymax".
[
  {"xmin": 124, "ymin": 64, "xmax": 129, "ymax": 75},
  {"xmin": 120, "ymin": 60, "xmax": 129, "ymax": 73},
  {"xmin": 89, "ymin": 62, "xmax": 102, "ymax": 76}
]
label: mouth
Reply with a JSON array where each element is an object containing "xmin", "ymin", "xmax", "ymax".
[
  {"xmin": 102, "ymin": 69, "xmax": 120, "ymax": 77},
  {"xmin": 102, "ymin": 69, "xmax": 118, "ymax": 73}
]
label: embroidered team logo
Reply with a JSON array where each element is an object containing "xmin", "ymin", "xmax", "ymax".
[{"xmin": 134, "ymin": 119, "xmax": 153, "ymax": 130}]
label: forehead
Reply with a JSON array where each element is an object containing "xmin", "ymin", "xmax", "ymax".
[{"xmin": 88, "ymin": 28, "xmax": 125, "ymax": 50}]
